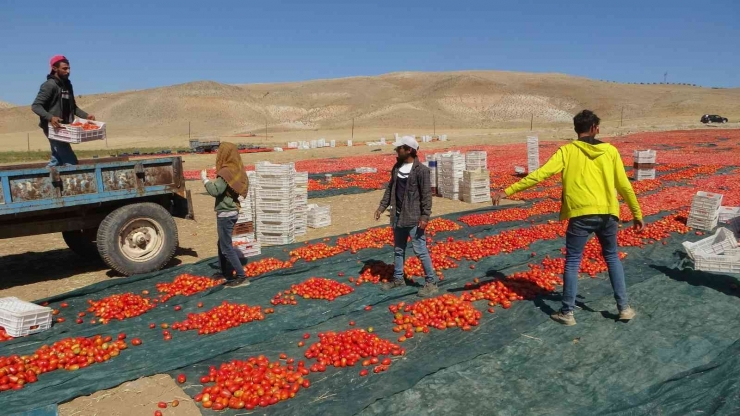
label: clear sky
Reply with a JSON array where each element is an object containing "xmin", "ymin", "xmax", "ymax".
[{"xmin": 1, "ymin": 0, "xmax": 737, "ymax": 104}]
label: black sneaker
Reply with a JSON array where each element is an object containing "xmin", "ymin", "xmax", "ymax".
[
  {"xmin": 224, "ymin": 278, "xmax": 250, "ymax": 288},
  {"xmin": 417, "ymin": 283, "xmax": 439, "ymax": 298},
  {"xmin": 381, "ymin": 280, "xmax": 405, "ymax": 291}
]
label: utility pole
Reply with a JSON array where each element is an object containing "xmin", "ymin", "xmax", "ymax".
[
  {"xmin": 351, "ymin": 117, "xmax": 355, "ymax": 139},
  {"xmin": 433, "ymin": 113, "xmax": 436, "ymax": 136},
  {"xmin": 530, "ymin": 114, "xmax": 533, "ymax": 131},
  {"xmin": 620, "ymin": 106, "xmax": 624, "ymax": 127},
  {"xmin": 27, "ymin": 133, "xmax": 30, "ymax": 154},
  {"xmin": 664, "ymin": 72, "xmax": 668, "ymax": 84},
  {"xmin": 188, "ymin": 121, "xmax": 191, "ymax": 139}
]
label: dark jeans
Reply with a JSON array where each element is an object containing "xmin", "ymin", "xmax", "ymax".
[
  {"xmin": 43, "ymin": 125, "xmax": 78, "ymax": 167},
  {"xmin": 562, "ymin": 215, "xmax": 628, "ymax": 313},
  {"xmin": 217, "ymin": 215, "xmax": 246, "ymax": 279}
]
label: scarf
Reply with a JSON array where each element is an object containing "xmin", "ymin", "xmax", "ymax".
[{"xmin": 215, "ymin": 142, "xmax": 248, "ymax": 197}]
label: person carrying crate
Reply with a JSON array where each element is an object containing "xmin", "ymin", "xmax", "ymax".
[
  {"xmin": 492, "ymin": 110, "xmax": 643, "ymax": 326},
  {"xmin": 31, "ymin": 55, "xmax": 96, "ymax": 167}
]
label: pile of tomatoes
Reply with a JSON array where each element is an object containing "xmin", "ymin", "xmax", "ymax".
[
  {"xmin": 356, "ymin": 262, "xmax": 395, "ymax": 285},
  {"xmin": 87, "ymin": 293, "xmax": 156, "ymax": 324},
  {"xmin": 289, "ymin": 243, "xmax": 344, "ymax": 262},
  {"xmin": 171, "ymin": 301, "xmax": 265, "ymax": 335},
  {"xmin": 459, "ymin": 199, "xmax": 561, "ymax": 227},
  {"xmin": 69, "ymin": 121, "xmax": 99, "ymax": 131},
  {"xmin": 194, "ymin": 355, "xmax": 310, "ymax": 410},
  {"xmin": 303, "ymin": 329, "xmax": 404, "ymax": 369},
  {"xmin": 244, "ymin": 258, "xmax": 294, "ymax": 277},
  {"xmin": 271, "ymin": 278, "xmax": 354, "ymax": 306},
  {"xmin": 390, "ymin": 294, "xmax": 482, "ymax": 336},
  {"xmin": 155, "ymin": 274, "xmax": 225, "ymax": 303},
  {"xmin": 0, "ymin": 334, "xmax": 126, "ymax": 392}
]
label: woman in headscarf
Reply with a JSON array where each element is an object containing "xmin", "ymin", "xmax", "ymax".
[{"xmin": 201, "ymin": 142, "xmax": 250, "ymax": 287}]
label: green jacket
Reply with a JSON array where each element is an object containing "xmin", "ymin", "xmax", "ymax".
[{"xmin": 205, "ymin": 177, "xmax": 240, "ymax": 212}]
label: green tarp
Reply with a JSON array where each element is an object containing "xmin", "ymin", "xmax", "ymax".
[{"xmin": 1, "ymin": 182, "xmax": 739, "ymax": 415}]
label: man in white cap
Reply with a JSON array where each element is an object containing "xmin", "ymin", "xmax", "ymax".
[{"xmin": 375, "ymin": 136, "xmax": 439, "ymax": 297}]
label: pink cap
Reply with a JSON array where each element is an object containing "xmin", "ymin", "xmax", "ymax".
[{"xmin": 50, "ymin": 55, "xmax": 67, "ymax": 68}]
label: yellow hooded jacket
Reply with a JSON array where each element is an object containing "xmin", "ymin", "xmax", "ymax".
[{"xmin": 504, "ymin": 140, "xmax": 642, "ymax": 221}]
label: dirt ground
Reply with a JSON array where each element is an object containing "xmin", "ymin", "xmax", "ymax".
[{"xmin": 0, "ymin": 121, "xmax": 723, "ymax": 415}]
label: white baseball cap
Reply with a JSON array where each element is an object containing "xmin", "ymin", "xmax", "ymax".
[{"xmin": 392, "ymin": 135, "xmax": 419, "ymax": 150}]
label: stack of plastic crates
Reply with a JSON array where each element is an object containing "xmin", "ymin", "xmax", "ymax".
[
  {"xmin": 682, "ymin": 227, "xmax": 740, "ymax": 273},
  {"xmin": 465, "ymin": 151, "xmax": 487, "ymax": 170},
  {"xmin": 437, "ymin": 152, "xmax": 465, "ymax": 200},
  {"xmin": 687, "ymin": 191, "xmax": 723, "ymax": 231},
  {"xmin": 255, "ymin": 162, "xmax": 296, "ymax": 246},
  {"xmin": 527, "ymin": 136, "xmax": 540, "ymax": 173},
  {"xmin": 294, "ymin": 170, "xmax": 308, "ymax": 236},
  {"xmin": 633, "ymin": 150, "xmax": 657, "ymax": 180},
  {"xmin": 308, "ymin": 204, "xmax": 331, "ymax": 228},
  {"xmin": 461, "ymin": 169, "xmax": 491, "ymax": 203}
]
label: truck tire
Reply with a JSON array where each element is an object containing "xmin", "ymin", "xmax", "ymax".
[
  {"xmin": 62, "ymin": 228, "xmax": 101, "ymax": 260},
  {"xmin": 97, "ymin": 203, "xmax": 178, "ymax": 276}
]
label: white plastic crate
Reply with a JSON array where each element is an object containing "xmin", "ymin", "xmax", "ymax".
[
  {"xmin": 687, "ymin": 217, "xmax": 719, "ymax": 232},
  {"xmin": 307, "ymin": 204, "xmax": 331, "ymax": 215},
  {"xmin": 256, "ymin": 161, "xmax": 296, "ymax": 174},
  {"xmin": 692, "ymin": 252, "xmax": 740, "ymax": 274},
  {"xmin": 692, "ymin": 191, "xmax": 723, "ymax": 211},
  {"xmin": 633, "ymin": 149, "xmax": 657, "ymax": 164},
  {"xmin": 257, "ymin": 233, "xmax": 296, "ymax": 246},
  {"xmin": 682, "ymin": 227, "xmax": 737, "ymax": 260},
  {"xmin": 257, "ymin": 225, "xmax": 294, "ymax": 236},
  {"xmin": 719, "ymin": 207, "xmax": 740, "ymax": 223},
  {"xmin": 255, "ymin": 177, "xmax": 296, "ymax": 187},
  {"xmin": 257, "ymin": 189, "xmax": 295, "ymax": 200},
  {"xmin": 48, "ymin": 118, "xmax": 106, "ymax": 144},
  {"xmin": 635, "ymin": 169, "xmax": 656, "ymax": 180},
  {"xmin": 308, "ymin": 219, "xmax": 332, "ymax": 228},
  {"xmin": 257, "ymin": 210, "xmax": 295, "ymax": 221},
  {"xmin": 0, "ymin": 297, "xmax": 52, "ymax": 337}
]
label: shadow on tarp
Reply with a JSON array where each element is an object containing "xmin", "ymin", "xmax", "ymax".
[{"xmin": 3, "ymin": 207, "xmax": 740, "ymax": 415}]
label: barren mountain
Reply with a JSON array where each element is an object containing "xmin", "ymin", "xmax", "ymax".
[
  {"xmin": 1, "ymin": 71, "xmax": 738, "ymax": 138},
  {"xmin": 0, "ymin": 101, "xmax": 15, "ymax": 110}
]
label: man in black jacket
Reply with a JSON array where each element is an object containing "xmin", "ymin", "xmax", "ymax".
[
  {"xmin": 375, "ymin": 136, "xmax": 439, "ymax": 297},
  {"xmin": 31, "ymin": 55, "xmax": 95, "ymax": 167}
]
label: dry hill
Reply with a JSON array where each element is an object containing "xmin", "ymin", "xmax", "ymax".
[
  {"xmin": 1, "ymin": 71, "xmax": 739, "ymax": 144},
  {"xmin": 0, "ymin": 101, "xmax": 15, "ymax": 110}
]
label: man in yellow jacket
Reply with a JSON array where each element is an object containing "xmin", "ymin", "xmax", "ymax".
[{"xmin": 493, "ymin": 110, "xmax": 643, "ymax": 326}]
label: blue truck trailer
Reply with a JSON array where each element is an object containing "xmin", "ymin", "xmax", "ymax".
[{"xmin": 0, "ymin": 156, "xmax": 194, "ymax": 276}]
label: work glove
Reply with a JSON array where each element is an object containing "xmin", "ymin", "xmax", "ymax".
[{"xmin": 201, "ymin": 170, "xmax": 210, "ymax": 185}]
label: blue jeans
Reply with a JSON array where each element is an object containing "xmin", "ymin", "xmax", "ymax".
[
  {"xmin": 44, "ymin": 126, "xmax": 78, "ymax": 167},
  {"xmin": 217, "ymin": 215, "xmax": 246, "ymax": 279},
  {"xmin": 392, "ymin": 215, "xmax": 437, "ymax": 284},
  {"xmin": 562, "ymin": 215, "xmax": 628, "ymax": 313}
]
